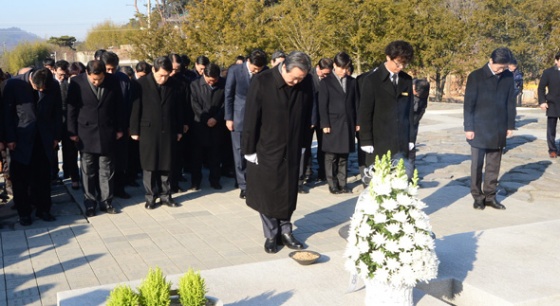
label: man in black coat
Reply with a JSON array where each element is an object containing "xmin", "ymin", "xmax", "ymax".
[
  {"xmin": 538, "ymin": 52, "xmax": 560, "ymax": 158},
  {"xmin": 464, "ymin": 47, "xmax": 516, "ymax": 210},
  {"xmin": 67, "ymin": 60, "xmax": 124, "ymax": 217},
  {"xmin": 242, "ymin": 51, "xmax": 314, "ymax": 254},
  {"xmin": 3, "ymin": 68, "xmax": 62, "ymax": 225},
  {"xmin": 190, "ymin": 63, "xmax": 225, "ymax": 190},
  {"xmin": 318, "ymin": 52, "xmax": 357, "ymax": 195},
  {"xmin": 358, "ymin": 40, "xmax": 416, "ymax": 169},
  {"xmin": 130, "ymin": 56, "xmax": 184, "ymax": 209}
]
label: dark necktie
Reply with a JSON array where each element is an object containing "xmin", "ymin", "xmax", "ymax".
[{"xmin": 392, "ymin": 74, "xmax": 397, "ymax": 91}]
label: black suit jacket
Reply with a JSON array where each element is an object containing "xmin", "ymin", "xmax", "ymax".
[
  {"xmin": 67, "ymin": 73, "xmax": 124, "ymax": 155},
  {"xmin": 3, "ymin": 70, "xmax": 62, "ymax": 165},
  {"xmin": 358, "ymin": 64, "xmax": 414, "ymax": 159},
  {"xmin": 190, "ymin": 76, "xmax": 225, "ymax": 146},
  {"xmin": 538, "ymin": 66, "xmax": 560, "ymax": 117}
]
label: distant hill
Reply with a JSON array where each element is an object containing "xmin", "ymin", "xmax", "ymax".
[{"xmin": 0, "ymin": 27, "xmax": 42, "ymax": 51}]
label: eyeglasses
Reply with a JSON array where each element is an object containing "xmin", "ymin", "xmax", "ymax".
[{"xmin": 391, "ymin": 59, "xmax": 408, "ymax": 69}]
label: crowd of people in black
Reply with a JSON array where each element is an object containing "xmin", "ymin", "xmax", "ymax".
[{"xmin": 0, "ymin": 46, "xmax": 430, "ymax": 236}]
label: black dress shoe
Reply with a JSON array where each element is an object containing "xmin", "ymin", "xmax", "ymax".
[
  {"xmin": 71, "ymin": 182, "xmax": 80, "ymax": 190},
  {"xmin": 190, "ymin": 184, "xmax": 201, "ymax": 191},
  {"xmin": 316, "ymin": 176, "xmax": 326, "ymax": 182},
  {"xmin": 100, "ymin": 204, "xmax": 117, "ymax": 214},
  {"xmin": 162, "ymin": 199, "xmax": 180, "ymax": 207},
  {"xmin": 485, "ymin": 199, "xmax": 506, "ymax": 210},
  {"xmin": 264, "ymin": 238, "xmax": 278, "ymax": 254},
  {"xmin": 298, "ymin": 185, "xmax": 308, "ymax": 194},
  {"xmin": 36, "ymin": 211, "xmax": 56, "ymax": 222},
  {"xmin": 328, "ymin": 187, "xmax": 340, "ymax": 194},
  {"xmin": 85, "ymin": 208, "xmax": 96, "ymax": 217},
  {"xmin": 145, "ymin": 201, "xmax": 156, "ymax": 210},
  {"xmin": 19, "ymin": 216, "xmax": 33, "ymax": 226},
  {"xmin": 473, "ymin": 199, "xmax": 485, "ymax": 210},
  {"xmin": 210, "ymin": 182, "xmax": 222, "ymax": 190},
  {"xmin": 280, "ymin": 233, "xmax": 304, "ymax": 250},
  {"xmin": 339, "ymin": 186, "xmax": 352, "ymax": 194},
  {"xmin": 114, "ymin": 190, "xmax": 131, "ymax": 199},
  {"xmin": 239, "ymin": 190, "xmax": 246, "ymax": 199}
]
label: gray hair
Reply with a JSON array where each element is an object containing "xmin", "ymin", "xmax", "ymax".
[{"xmin": 284, "ymin": 51, "xmax": 312, "ymax": 74}]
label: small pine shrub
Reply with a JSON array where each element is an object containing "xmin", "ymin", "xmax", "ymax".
[
  {"xmin": 178, "ymin": 268, "xmax": 208, "ymax": 306},
  {"xmin": 137, "ymin": 267, "xmax": 172, "ymax": 306},
  {"xmin": 106, "ymin": 284, "xmax": 140, "ymax": 306}
]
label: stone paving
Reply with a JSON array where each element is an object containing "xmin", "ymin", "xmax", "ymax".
[{"xmin": 0, "ymin": 102, "xmax": 559, "ymax": 305}]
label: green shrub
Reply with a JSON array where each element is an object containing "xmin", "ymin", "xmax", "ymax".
[
  {"xmin": 178, "ymin": 268, "xmax": 207, "ymax": 306},
  {"xmin": 137, "ymin": 267, "xmax": 171, "ymax": 306},
  {"xmin": 106, "ymin": 284, "xmax": 140, "ymax": 306}
]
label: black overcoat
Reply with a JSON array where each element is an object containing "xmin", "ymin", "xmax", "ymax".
[
  {"xmin": 464, "ymin": 64, "xmax": 516, "ymax": 149},
  {"xmin": 190, "ymin": 76, "xmax": 225, "ymax": 147},
  {"xmin": 358, "ymin": 64, "xmax": 415, "ymax": 159},
  {"xmin": 130, "ymin": 73, "xmax": 183, "ymax": 171},
  {"xmin": 538, "ymin": 66, "xmax": 560, "ymax": 117},
  {"xmin": 242, "ymin": 66, "xmax": 313, "ymax": 219},
  {"xmin": 319, "ymin": 73, "xmax": 356, "ymax": 154},
  {"xmin": 3, "ymin": 71, "xmax": 62, "ymax": 165},
  {"xmin": 67, "ymin": 73, "xmax": 124, "ymax": 155}
]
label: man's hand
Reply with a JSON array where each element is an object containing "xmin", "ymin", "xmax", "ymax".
[
  {"xmin": 360, "ymin": 146, "xmax": 373, "ymax": 153},
  {"xmin": 177, "ymin": 134, "xmax": 182, "ymax": 141},
  {"xmin": 207, "ymin": 118, "xmax": 217, "ymax": 128},
  {"xmin": 7, "ymin": 142, "xmax": 16, "ymax": 151},
  {"xmin": 131, "ymin": 135, "xmax": 139, "ymax": 141},
  {"xmin": 540, "ymin": 103, "xmax": 548, "ymax": 111},
  {"xmin": 53, "ymin": 140, "xmax": 60, "ymax": 149},
  {"xmin": 116, "ymin": 132, "xmax": 123, "ymax": 140},
  {"xmin": 183, "ymin": 125, "xmax": 189, "ymax": 133},
  {"xmin": 465, "ymin": 131, "xmax": 475, "ymax": 140},
  {"xmin": 226, "ymin": 120, "xmax": 234, "ymax": 131},
  {"xmin": 506, "ymin": 130, "xmax": 513, "ymax": 137},
  {"xmin": 323, "ymin": 127, "xmax": 331, "ymax": 134},
  {"xmin": 70, "ymin": 136, "xmax": 79, "ymax": 143},
  {"xmin": 356, "ymin": 126, "xmax": 360, "ymax": 132}
]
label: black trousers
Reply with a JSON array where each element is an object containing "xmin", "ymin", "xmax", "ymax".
[
  {"xmin": 114, "ymin": 136, "xmax": 128, "ymax": 192},
  {"xmin": 324, "ymin": 152, "xmax": 348, "ymax": 189},
  {"xmin": 546, "ymin": 116, "xmax": 559, "ymax": 153},
  {"xmin": 191, "ymin": 144, "xmax": 221, "ymax": 186},
  {"xmin": 81, "ymin": 152, "xmax": 114, "ymax": 208},
  {"xmin": 313, "ymin": 126, "xmax": 326, "ymax": 179},
  {"xmin": 11, "ymin": 138, "xmax": 52, "ymax": 218},
  {"xmin": 142, "ymin": 169, "xmax": 171, "ymax": 203},
  {"xmin": 259, "ymin": 213, "xmax": 292, "ymax": 239},
  {"xmin": 231, "ymin": 131, "xmax": 247, "ymax": 191},
  {"xmin": 470, "ymin": 147, "xmax": 502, "ymax": 201},
  {"xmin": 61, "ymin": 128, "xmax": 80, "ymax": 182}
]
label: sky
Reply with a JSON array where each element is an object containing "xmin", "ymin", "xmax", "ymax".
[{"xmin": 0, "ymin": 0, "xmax": 142, "ymax": 41}]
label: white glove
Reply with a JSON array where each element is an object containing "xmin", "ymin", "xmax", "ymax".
[
  {"xmin": 360, "ymin": 146, "xmax": 374, "ymax": 153},
  {"xmin": 244, "ymin": 153, "xmax": 258, "ymax": 165},
  {"xmin": 408, "ymin": 142, "xmax": 415, "ymax": 150}
]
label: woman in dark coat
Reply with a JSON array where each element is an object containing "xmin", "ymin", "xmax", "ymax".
[
  {"xmin": 319, "ymin": 52, "xmax": 357, "ymax": 194},
  {"xmin": 130, "ymin": 56, "xmax": 184, "ymax": 208}
]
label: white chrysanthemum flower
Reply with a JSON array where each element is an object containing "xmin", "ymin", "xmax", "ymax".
[
  {"xmin": 413, "ymin": 199, "xmax": 427, "ymax": 210},
  {"xmin": 409, "ymin": 208, "xmax": 422, "ymax": 221},
  {"xmin": 357, "ymin": 260, "xmax": 369, "ymax": 276},
  {"xmin": 402, "ymin": 223, "xmax": 416, "ymax": 234},
  {"xmin": 372, "ymin": 233, "xmax": 386, "ymax": 246},
  {"xmin": 361, "ymin": 201, "xmax": 380, "ymax": 215},
  {"xmin": 385, "ymin": 223, "xmax": 401, "ymax": 235},
  {"xmin": 398, "ymin": 235, "xmax": 415, "ymax": 251},
  {"xmin": 396, "ymin": 193, "xmax": 413, "ymax": 206},
  {"xmin": 392, "ymin": 210, "xmax": 408, "ymax": 223},
  {"xmin": 357, "ymin": 222, "xmax": 374, "ymax": 238},
  {"xmin": 399, "ymin": 252, "xmax": 413, "ymax": 264},
  {"xmin": 357, "ymin": 238, "xmax": 370, "ymax": 253},
  {"xmin": 382, "ymin": 198, "xmax": 399, "ymax": 211},
  {"xmin": 373, "ymin": 212, "xmax": 387, "ymax": 224},
  {"xmin": 385, "ymin": 240, "xmax": 400, "ymax": 253},
  {"xmin": 386, "ymin": 257, "xmax": 401, "ymax": 271},
  {"xmin": 370, "ymin": 250, "xmax": 385, "ymax": 264},
  {"xmin": 373, "ymin": 181, "xmax": 392, "ymax": 196},
  {"xmin": 391, "ymin": 177, "xmax": 409, "ymax": 190},
  {"xmin": 375, "ymin": 267, "xmax": 390, "ymax": 281},
  {"xmin": 400, "ymin": 264, "xmax": 417, "ymax": 286},
  {"xmin": 415, "ymin": 218, "xmax": 430, "ymax": 231}
]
